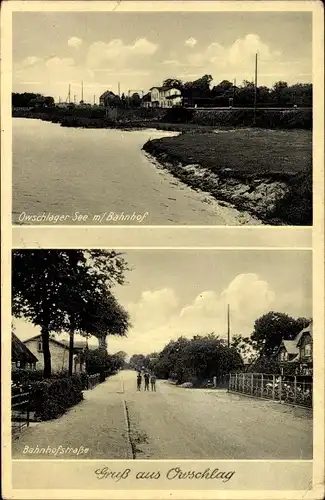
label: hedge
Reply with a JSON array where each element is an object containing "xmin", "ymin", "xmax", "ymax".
[
  {"xmin": 12, "ymin": 369, "xmax": 89, "ymax": 390},
  {"xmin": 30, "ymin": 374, "xmax": 84, "ymax": 421}
]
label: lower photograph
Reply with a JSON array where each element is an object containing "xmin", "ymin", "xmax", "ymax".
[{"xmin": 11, "ymin": 248, "xmax": 312, "ymax": 461}]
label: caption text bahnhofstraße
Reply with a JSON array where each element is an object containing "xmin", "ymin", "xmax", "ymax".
[{"xmin": 18, "ymin": 211, "xmax": 149, "ymax": 223}]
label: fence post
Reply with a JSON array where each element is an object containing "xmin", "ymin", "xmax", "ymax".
[
  {"xmin": 279, "ymin": 376, "xmax": 282, "ymax": 402},
  {"xmin": 26, "ymin": 386, "xmax": 30, "ymax": 428},
  {"xmin": 261, "ymin": 374, "xmax": 264, "ymax": 398},
  {"xmin": 235, "ymin": 373, "xmax": 238, "ymax": 391},
  {"xmin": 294, "ymin": 376, "xmax": 297, "ymax": 405},
  {"xmin": 251, "ymin": 373, "xmax": 254, "ymax": 395},
  {"xmin": 272, "ymin": 374, "xmax": 275, "ymax": 400}
]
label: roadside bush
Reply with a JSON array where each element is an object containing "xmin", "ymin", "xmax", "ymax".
[
  {"xmin": 12, "ymin": 369, "xmax": 45, "ymax": 384},
  {"xmin": 162, "ymin": 107, "xmax": 194, "ymax": 123},
  {"xmin": 30, "ymin": 374, "xmax": 84, "ymax": 421}
]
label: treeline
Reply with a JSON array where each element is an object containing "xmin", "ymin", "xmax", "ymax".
[
  {"xmin": 130, "ymin": 334, "xmax": 243, "ymax": 387},
  {"xmin": 12, "ymin": 92, "xmax": 55, "ymax": 108},
  {"xmin": 128, "ymin": 312, "xmax": 312, "ymax": 385},
  {"xmin": 162, "ymin": 75, "xmax": 312, "ymax": 107}
]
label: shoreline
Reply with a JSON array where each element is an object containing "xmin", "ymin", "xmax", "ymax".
[
  {"xmin": 13, "ymin": 114, "xmax": 312, "ymax": 225},
  {"xmin": 142, "ymin": 131, "xmax": 312, "ymax": 226}
]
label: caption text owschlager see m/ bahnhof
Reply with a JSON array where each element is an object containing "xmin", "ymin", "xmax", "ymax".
[{"xmin": 17, "ymin": 211, "xmax": 149, "ymax": 223}]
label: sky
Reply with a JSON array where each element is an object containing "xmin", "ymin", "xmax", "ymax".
[
  {"xmin": 13, "ymin": 249, "xmax": 312, "ymax": 356},
  {"xmin": 13, "ymin": 11, "xmax": 312, "ymax": 103}
]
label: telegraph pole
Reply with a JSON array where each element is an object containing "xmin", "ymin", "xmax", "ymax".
[
  {"xmin": 253, "ymin": 53, "xmax": 258, "ymax": 125},
  {"xmin": 81, "ymin": 80, "xmax": 84, "ymax": 102},
  {"xmin": 118, "ymin": 82, "xmax": 121, "ymax": 97},
  {"xmin": 227, "ymin": 304, "xmax": 231, "ymax": 347}
]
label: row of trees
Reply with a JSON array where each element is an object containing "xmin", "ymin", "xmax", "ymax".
[
  {"xmin": 129, "ymin": 335, "xmax": 243, "ymax": 386},
  {"xmin": 161, "ymin": 75, "xmax": 312, "ymax": 107},
  {"xmin": 12, "ymin": 93, "xmax": 55, "ymax": 108},
  {"xmin": 12, "ymin": 250, "xmax": 131, "ymax": 378},
  {"xmin": 128, "ymin": 311, "xmax": 311, "ymax": 383}
]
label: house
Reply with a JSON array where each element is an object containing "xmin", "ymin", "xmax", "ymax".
[
  {"xmin": 99, "ymin": 90, "xmax": 117, "ymax": 107},
  {"xmin": 141, "ymin": 92, "xmax": 152, "ymax": 108},
  {"xmin": 12, "ymin": 332, "xmax": 38, "ymax": 370},
  {"xmin": 149, "ymin": 86, "xmax": 182, "ymax": 108},
  {"xmin": 277, "ymin": 321, "xmax": 313, "ymax": 375},
  {"xmin": 23, "ymin": 334, "xmax": 96, "ymax": 373}
]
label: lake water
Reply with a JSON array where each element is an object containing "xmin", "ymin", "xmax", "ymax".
[{"xmin": 12, "ymin": 118, "xmax": 255, "ymax": 225}]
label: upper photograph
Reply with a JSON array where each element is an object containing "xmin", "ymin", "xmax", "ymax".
[{"xmin": 12, "ymin": 10, "xmax": 312, "ymax": 226}]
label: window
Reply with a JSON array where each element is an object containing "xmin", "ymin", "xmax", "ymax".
[
  {"xmin": 304, "ymin": 343, "xmax": 312, "ymax": 358},
  {"xmin": 37, "ymin": 341, "xmax": 43, "ymax": 352},
  {"xmin": 280, "ymin": 350, "xmax": 287, "ymax": 361},
  {"xmin": 16, "ymin": 360, "xmax": 21, "ymax": 368}
]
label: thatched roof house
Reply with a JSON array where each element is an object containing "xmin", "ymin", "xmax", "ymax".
[{"xmin": 12, "ymin": 332, "xmax": 38, "ymax": 369}]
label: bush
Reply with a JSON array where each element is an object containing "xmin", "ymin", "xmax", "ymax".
[
  {"xmin": 12, "ymin": 368, "xmax": 45, "ymax": 384},
  {"xmin": 162, "ymin": 107, "xmax": 194, "ymax": 123},
  {"xmin": 30, "ymin": 374, "xmax": 84, "ymax": 421}
]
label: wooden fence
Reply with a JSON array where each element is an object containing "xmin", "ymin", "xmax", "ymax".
[
  {"xmin": 228, "ymin": 373, "xmax": 312, "ymax": 408},
  {"xmin": 11, "ymin": 384, "xmax": 32, "ymax": 434},
  {"xmin": 87, "ymin": 373, "xmax": 100, "ymax": 390}
]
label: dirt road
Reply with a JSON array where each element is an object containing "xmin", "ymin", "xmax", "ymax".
[
  {"xmin": 12, "ymin": 370, "xmax": 312, "ymax": 460},
  {"xmin": 121, "ymin": 370, "xmax": 312, "ymax": 460}
]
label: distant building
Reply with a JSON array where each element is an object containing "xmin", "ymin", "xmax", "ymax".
[
  {"xmin": 23, "ymin": 334, "xmax": 96, "ymax": 373},
  {"xmin": 277, "ymin": 321, "xmax": 313, "ymax": 376},
  {"xmin": 99, "ymin": 90, "xmax": 116, "ymax": 107},
  {"xmin": 148, "ymin": 86, "xmax": 182, "ymax": 108},
  {"xmin": 12, "ymin": 332, "xmax": 38, "ymax": 370},
  {"xmin": 141, "ymin": 92, "xmax": 152, "ymax": 108}
]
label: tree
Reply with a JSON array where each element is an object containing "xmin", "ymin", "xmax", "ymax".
[
  {"xmin": 130, "ymin": 93, "xmax": 141, "ymax": 107},
  {"xmin": 129, "ymin": 354, "xmax": 147, "ymax": 371},
  {"xmin": 152, "ymin": 334, "xmax": 243, "ymax": 385},
  {"xmin": 86, "ymin": 349, "xmax": 124, "ymax": 378},
  {"xmin": 162, "ymin": 78, "xmax": 183, "ymax": 90},
  {"xmin": 44, "ymin": 96, "xmax": 55, "ymax": 107},
  {"xmin": 12, "ymin": 250, "xmax": 130, "ymax": 377},
  {"xmin": 251, "ymin": 311, "xmax": 310, "ymax": 357},
  {"xmin": 231, "ymin": 334, "xmax": 258, "ymax": 363},
  {"xmin": 78, "ymin": 289, "xmax": 131, "ymax": 351}
]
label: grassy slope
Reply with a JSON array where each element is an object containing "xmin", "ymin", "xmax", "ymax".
[
  {"xmin": 143, "ymin": 129, "xmax": 312, "ymax": 225},
  {"xmin": 143, "ymin": 129, "xmax": 312, "ymax": 179}
]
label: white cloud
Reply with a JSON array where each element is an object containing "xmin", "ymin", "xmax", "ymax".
[
  {"xmin": 86, "ymin": 38, "xmax": 158, "ymax": 69},
  {"xmin": 13, "ymin": 271, "xmax": 310, "ymax": 357},
  {"xmin": 108, "ymin": 273, "xmax": 278, "ymax": 354},
  {"xmin": 68, "ymin": 37, "xmax": 82, "ymax": 49},
  {"xmin": 14, "ymin": 56, "xmax": 95, "ymax": 99},
  {"xmin": 186, "ymin": 34, "xmax": 282, "ymax": 83},
  {"xmin": 185, "ymin": 37, "xmax": 197, "ymax": 48}
]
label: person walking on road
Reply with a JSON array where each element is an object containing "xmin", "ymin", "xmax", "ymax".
[
  {"xmin": 144, "ymin": 373, "xmax": 150, "ymax": 391},
  {"xmin": 137, "ymin": 372, "xmax": 142, "ymax": 391},
  {"xmin": 150, "ymin": 374, "xmax": 157, "ymax": 392}
]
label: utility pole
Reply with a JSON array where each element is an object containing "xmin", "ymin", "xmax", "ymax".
[
  {"xmin": 227, "ymin": 304, "xmax": 231, "ymax": 348},
  {"xmin": 68, "ymin": 84, "xmax": 71, "ymax": 104},
  {"xmin": 118, "ymin": 82, "xmax": 121, "ymax": 97},
  {"xmin": 253, "ymin": 53, "xmax": 258, "ymax": 125},
  {"xmin": 93, "ymin": 95, "xmax": 96, "ymax": 105},
  {"xmin": 81, "ymin": 80, "xmax": 84, "ymax": 102},
  {"xmin": 74, "ymin": 94, "xmax": 76, "ymax": 104}
]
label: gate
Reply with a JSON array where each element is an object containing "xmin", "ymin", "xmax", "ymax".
[{"xmin": 11, "ymin": 383, "xmax": 32, "ymax": 434}]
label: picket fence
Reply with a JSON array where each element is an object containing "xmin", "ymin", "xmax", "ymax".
[{"xmin": 228, "ymin": 373, "xmax": 312, "ymax": 408}]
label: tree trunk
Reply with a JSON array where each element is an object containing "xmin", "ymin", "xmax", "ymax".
[
  {"xmin": 98, "ymin": 336, "xmax": 107, "ymax": 350},
  {"xmin": 41, "ymin": 325, "xmax": 51, "ymax": 378},
  {"xmin": 68, "ymin": 331, "xmax": 74, "ymax": 376}
]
